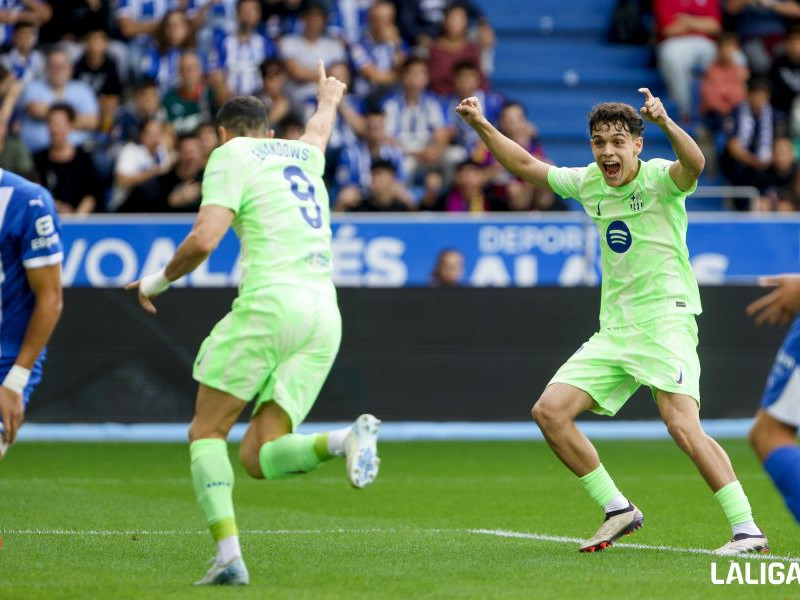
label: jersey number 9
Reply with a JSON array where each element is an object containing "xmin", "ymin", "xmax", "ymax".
[{"xmin": 283, "ymin": 166, "xmax": 322, "ymax": 229}]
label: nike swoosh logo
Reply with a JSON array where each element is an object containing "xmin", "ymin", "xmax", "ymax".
[
  {"xmin": 596, "ymin": 200, "xmax": 602, "ymax": 216},
  {"xmin": 676, "ymin": 369, "xmax": 683, "ymax": 385}
]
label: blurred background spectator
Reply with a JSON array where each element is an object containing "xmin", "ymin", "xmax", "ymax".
[
  {"xmin": 141, "ymin": 9, "xmax": 197, "ymax": 94},
  {"xmin": 383, "ymin": 56, "xmax": 463, "ymax": 183},
  {"xmin": 430, "ymin": 248, "xmax": 466, "ymax": 287},
  {"xmin": 121, "ymin": 131, "xmax": 204, "ymax": 213},
  {"xmin": 74, "ymin": 28, "xmax": 123, "ymax": 142},
  {"xmin": 655, "ymin": 0, "xmax": 722, "ymax": 122},
  {"xmin": 208, "ymin": 0, "xmax": 275, "ymax": 98},
  {"xmin": 1, "ymin": 22, "xmax": 45, "ymax": 88},
  {"xmin": 0, "ymin": 64, "xmax": 32, "ymax": 178},
  {"xmin": 700, "ymin": 31, "xmax": 748, "ymax": 133},
  {"xmin": 428, "ymin": 4, "xmax": 485, "ymax": 96},
  {"xmin": 719, "ymin": 77, "xmax": 779, "ymax": 209},
  {"xmin": 335, "ymin": 158, "xmax": 413, "ymax": 212},
  {"xmin": 280, "ymin": 2, "xmax": 346, "ymax": 102},
  {"xmin": 769, "ymin": 25, "xmax": 800, "ymax": 116},
  {"xmin": 112, "ymin": 117, "xmax": 172, "ymax": 212},
  {"xmin": 33, "ymin": 102, "xmax": 100, "ymax": 214},
  {"xmin": 19, "ymin": 46, "xmax": 98, "ymax": 154},
  {"xmin": 162, "ymin": 50, "xmax": 221, "ymax": 136},
  {"xmin": 350, "ymin": 0, "xmax": 406, "ymax": 101},
  {"xmin": 257, "ymin": 57, "xmax": 301, "ymax": 125}
]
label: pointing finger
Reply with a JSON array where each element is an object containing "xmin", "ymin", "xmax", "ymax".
[
  {"xmin": 638, "ymin": 87, "xmax": 654, "ymax": 101},
  {"xmin": 318, "ymin": 59, "xmax": 326, "ymax": 82}
]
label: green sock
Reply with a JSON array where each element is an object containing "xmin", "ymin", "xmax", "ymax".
[
  {"xmin": 190, "ymin": 439, "xmax": 238, "ymax": 542},
  {"xmin": 714, "ymin": 480, "xmax": 753, "ymax": 526},
  {"xmin": 259, "ymin": 433, "xmax": 332, "ymax": 480},
  {"xmin": 579, "ymin": 464, "xmax": 622, "ymax": 509}
]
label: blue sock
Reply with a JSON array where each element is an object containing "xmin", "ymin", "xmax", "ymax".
[{"xmin": 764, "ymin": 445, "xmax": 800, "ymax": 524}]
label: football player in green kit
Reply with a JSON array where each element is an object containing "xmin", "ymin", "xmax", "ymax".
[
  {"xmin": 128, "ymin": 62, "xmax": 381, "ymax": 585},
  {"xmin": 456, "ymin": 89, "xmax": 768, "ymax": 556}
]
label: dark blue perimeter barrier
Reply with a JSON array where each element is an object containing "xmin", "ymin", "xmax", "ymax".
[{"xmin": 27, "ymin": 287, "xmax": 786, "ymax": 428}]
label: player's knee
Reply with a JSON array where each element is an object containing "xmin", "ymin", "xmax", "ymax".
[
  {"xmin": 749, "ymin": 414, "xmax": 793, "ymax": 461},
  {"xmin": 531, "ymin": 396, "xmax": 564, "ymax": 430},
  {"xmin": 665, "ymin": 418, "xmax": 697, "ymax": 452}
]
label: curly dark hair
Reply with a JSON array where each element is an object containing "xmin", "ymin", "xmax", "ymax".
[{"xmin": 587, "ymin": 102, "xmax": 644, "ymax": 137}]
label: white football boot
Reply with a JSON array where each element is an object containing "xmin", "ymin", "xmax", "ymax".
[
  {"xmin": 714, "ymin": 532, "xmax": 770, "ymax": 556},
  {"xmin": 344, "ymin": 414, "xmax": 381, "ymax": 488},
  {"xmin": 579, "ymin": 503, "xmax": 644, "ymax": 553},
  {"xmin": 195, "ymin": 556, "xmax": 250, "ymax": 586}
]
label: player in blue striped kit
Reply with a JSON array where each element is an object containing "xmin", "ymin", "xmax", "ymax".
[
  {"xmin": 748, "ymin": 275, "xmax": 800, "ymax": 526},
  {"xmin": 0, "ymin": 169, "xmax": 63, "ymax": 460}
]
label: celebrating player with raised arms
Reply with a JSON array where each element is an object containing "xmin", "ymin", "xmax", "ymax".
[
  {"xmin": 0, "ymin": 170, "xmax": 63, "ymax": 462},
  {"xmin": 456, "ymin": 89, "xmax": 768, "ymax": 555},
  {"xmin": 127, "ymin": 61, "xmax": 381, "ymax": 586}
]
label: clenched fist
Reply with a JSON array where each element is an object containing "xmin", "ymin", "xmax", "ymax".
[{"xmin": 455, "ymin": 96, "xmax": 485, "ymax": 127}]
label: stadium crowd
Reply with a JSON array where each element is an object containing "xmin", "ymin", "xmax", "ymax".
[
  {"xmin": 0, "ymin": 0, "xmax": 563, "ymax": 214},
  {"xmin": 652, "ymin": 0, "xmax": 800, "ymax": 211},
  {"xmin": 7, "ymin": 1, "xmax": 800, "ymax": 213}
]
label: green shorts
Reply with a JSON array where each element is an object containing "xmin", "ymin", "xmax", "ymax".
[
  {"xmin": 193, "ymin": 286, "xmax": 341, "ymax": 430},
  {"xmin": 548, "ymin": 313, "xmax": 701, "ymax": 417}
]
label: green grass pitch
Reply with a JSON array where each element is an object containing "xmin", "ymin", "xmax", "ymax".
[{"xmin": 0, "ymin": 439, "xmax": 797, "ymax": 599}]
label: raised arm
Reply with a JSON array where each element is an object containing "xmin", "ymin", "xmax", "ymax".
[
  {"xmin": 638, "ymin": 87, "xmax": 705, "ymax": 191},
  {"xmin": 125, "ymin": 205, "xmax": 234, "ymax": 314},
  {"xmin": 455, "ymin": 97, "xmax": 552, "ymax": 189},
  {"xmin": 299, "ymin": 60, "xmax": 347, "ymax": 153}
]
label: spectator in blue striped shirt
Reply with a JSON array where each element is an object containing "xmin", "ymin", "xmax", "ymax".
[
  {"xmin": 208, "ymin": 0, "xmax": 276, "ymax": 97},
  {"xmin": 0, "ymin": 22, "xmax": 44, "ymax": 89},
  {"xmin": 115, "ymin": 0, "xmax": 175, "ymax": 43},
  {"xmin": 186, "ymin": 0, "xmax": 237, "ymax": 54},
  {"xmin": 382, "ymin": 56, "xmax": 463, "ymax": 182},
  {"xmin": 328, "ymin": 0, "xmax": 373, "ymax": 45},
  {"xmin": 350, "ymin": 1, "xmax": 406, "ymax": 100},
  {"xmin": 444, "ymin": 60, "xmax": 503, "ymax": 153},
  {"xmin": 333, "ymin": 108, "xmax": 408, "ymax": 207},
  {"xmin": 141, "ymin": 10, "xmax": 198, "ymax": 94},
  {"xmin": 0, "ymin": 0, "xmax": 50, "ymax": 48},
  {"xmin": 116, "ymin": 0, "xmax": 178, "ymax": 78}
]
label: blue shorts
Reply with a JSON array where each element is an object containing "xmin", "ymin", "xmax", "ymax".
[
  {"xmin": 0, "ymin": 355, "xmax": 44, "ymax": 412},
  {"xmin": 761, "ymin": 316, "xmax": 800, "ymax": 428}
]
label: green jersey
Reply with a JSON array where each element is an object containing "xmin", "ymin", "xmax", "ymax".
[
  {"xmin": 201, "ymin": 137, "xmax": 334, "ymax": 297},
  {"xmin": 548, "ymin": 158, "xmax": 701, "ymax": 329}
]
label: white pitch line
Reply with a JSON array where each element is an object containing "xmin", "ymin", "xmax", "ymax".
[
  {"xmin": 0, "ymin": 528, "xmax": 403, "ymax": 536},
  {"xmin": 4, "ymin": 527, "xmax": 799, "ymax": 563},
  {"xmin": 470, "ymin": 529, "xmax": 800, "ymax": 563}
]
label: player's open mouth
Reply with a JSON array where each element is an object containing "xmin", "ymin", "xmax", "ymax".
[{"xmin": 602, "ymin": 161, "xmax": 621, "ymax": 177}]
